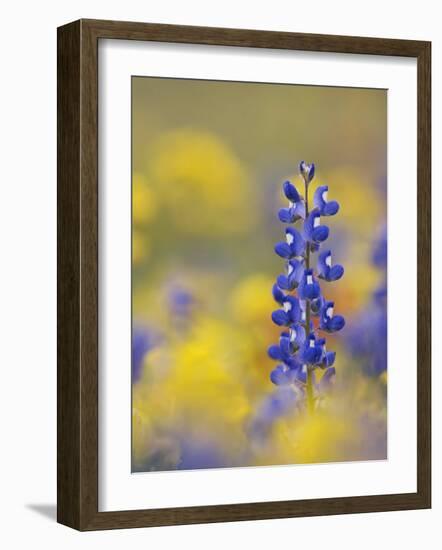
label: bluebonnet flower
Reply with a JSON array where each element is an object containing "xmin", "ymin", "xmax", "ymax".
[
  {"xmin": 319, "ymin": 300, "xmax": 345, "ymax": 333},
  {"xmin": 299, "ymin": 160, "xmax": 315, "ymax": 183},
  {"xmin": 298, "ymin": 268, "xmax": 321, "ymax": 300},
  {"xmin": 304, "ymin": 208, "xmax": 329, "ymax": 244},
  {"xmin": 299, "ymin": 333, "xmax": 324, "ymax": 365},
  {"xmin": 317, "ymin": 249, "xmax": 344, "ymax": 282},
  {"xmin": 268, "ymin": 161, "xmax": 344, "ymax": 413},
  {"xmin": 268, "ymin": 329, "xmax": 305, "ymax": 360},
  {"xmin": 271, "ymin": 295, "xmax": 302, "ymax": 326},
  {"xmin": 278, "ymin": 181, "xmax": 306, "ymax": 223},
  {"xmin": 268, "ymin": 327, "xmax": 306, "ymax": 386},
  {"xmin": 269, "ymin": 353, "xmax": 307, "ymax": 387},
  {"xmin": 288, "ymin": 324, "xmax": 307, "ymax": 350},
  {"xmin": 313, "ymin": 185, "xmax": 339, "ymax": 216},
  {"xmin": 274, "ymin": 227, "xmax": 305, "ymax": 259},
  {"xmin": 276, "ymin": 259, "xmax": 304, "ymax": 290}
]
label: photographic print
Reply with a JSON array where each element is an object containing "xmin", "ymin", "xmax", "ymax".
[{"xmin": 131, "ymin": 76, "xmax": 387, "ymax": 473}]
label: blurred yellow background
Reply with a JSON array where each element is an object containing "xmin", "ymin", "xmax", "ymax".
[{"xmin": 131, "ymin": 76, "xmax": 387, "ymax": 472}]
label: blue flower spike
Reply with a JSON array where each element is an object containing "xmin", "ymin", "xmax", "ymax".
[
  {"xmin": 278, "ymin": 181, "xmax": 306, "ymax": 223},
  {"xmin": 299, "ymin": 161, "xmax": 315, "ymax": 184},
  {"xmin": 313, "ymin": 185, "xmax": 340, "ymax": 216},
  {"xmin": 304, "ymin": 208, "xmax": 329, "ymax": 244},
  {"xmin": 319, "ymin": 301, "xmax": 346, "ymax": 333},
  {"xmin": 268, "ymin": 162, "xmax": 344, "ymax": 411},
  {"xmin": 317, "ymin": 249, "xmax": 344, "ymax": 282}
]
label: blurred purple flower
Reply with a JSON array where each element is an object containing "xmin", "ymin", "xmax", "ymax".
[
  {"xmin": 168, "ymin": 285, "xmax": 195, "ymax": 319},
  {"xmin": 132, "ymin": 325, "xmax": 158, "ymax": 383},
  {"xmin": 248, "ymin": 387, "xmax": 297, "ymax": 441},
  {"xmin": 346, "ymin": 227, "xmax": 387, "ymax": 376}
]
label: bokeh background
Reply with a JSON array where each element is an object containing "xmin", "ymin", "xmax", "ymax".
[{"xmin": 131, "ymin": 76, "xmax": 387, "ymax": 472}]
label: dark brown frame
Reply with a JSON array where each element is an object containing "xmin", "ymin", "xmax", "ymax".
[{"xmin": 57, "ymin": 18, "xmax": 431, "ymax": 531}]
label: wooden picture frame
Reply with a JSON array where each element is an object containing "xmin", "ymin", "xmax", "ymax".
[{"xmin": 57, "ymin": 18, "xmax": 431, "ymax": 530}]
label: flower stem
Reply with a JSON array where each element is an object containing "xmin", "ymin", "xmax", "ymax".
[{"xmin": 304, "ymin": 180, "xmax": 315, "ymax": 414}]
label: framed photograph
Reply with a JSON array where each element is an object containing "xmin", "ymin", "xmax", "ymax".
[{"xmin": 57, "ymin": 19, "xmax": 431, "ymax": 530}]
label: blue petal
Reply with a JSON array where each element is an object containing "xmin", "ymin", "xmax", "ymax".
[
  {"xmin": 274, "ymin": 242, "xmax": 292, "ymax": 258},
  {"xmin": 304, "ymin": 208, "xmax": 329, "ymax": 244},
  {"xmin": 270, "ymin": 365, "xmax": 290, "ymax": 386},
  {"xmin": 293, "ymin": 365, "xmax": 307, "ymax": 384},
  {"xmin": 287, "ymin": 259, "xmax": 304, "ymax": 288},
  {"xmin": 272, "ymin": 283, "xmax": 286, "ymax": 304},
  {"xmin": 329, "ymin": 315, "xmax": 345, "ymax": 332},
  {"xmin": 310, "ymin": 295, "xmax": 324, "ymax": 315},
  {"xmin": 280, "ymin": 335, "xmax": 292, "ymax": 357},
  {"xmin": 285, "ymin": 356, "xmax": 300, "ymax": 371},
  {"xmin": 314, "ymin": 185, "xmax": 339, "ymax": 216},
  {"xmin": 323, "ymin": 200, "xmax": 339, "ymax": 216},
  {"xmin": 320, "ymin": 301, "xmax": 334, "ymax": 325},
  {"xmin": 313, "ymin": 185, "xmax": 328, "ymax": 210},
  {"xmin": 287, "ymin": 354, "xmax": 302, "ymax": 371},
  {"xmin": 283, "ymin": 295, "xmax": 302, "ymax": 323},
  {"xmin": 286, "ymin": 227, "xmax": 305, "ymax": 256},
  {"xmin": 283, "ymin": 180, "xmax": 300, "ymax": 202},
  {"xmin": 278, "ymin": 208, "xmax": 294, "ymax": 223},
  {"xmin": 268, "ymin": 345, "xmax": 283, "ymax": 360},
  {"xmin": 298, "ymin": 269, "xmax": 321, "ymax": 300},
  {"xmin": 300, "ymin": 347, "xmax": 317, "ymax": 365},
  {"xmin": 299, "ymin": 335, "xmax": 320, "ymax": 364},
  {"xmin": 299, "ymin": 161, "xmax": 315, "ymax": 183},
  {"xmin": 290, "ymin": 324, "xmax": 306, "ymax": 348},
  {"xmin": 329, "ymin": 264, "xmax": 344, "ymax": 281},
  {"xmin": 272, "ymin": 309, "xmax": 290, "ymax": 326},
  {"xmin": 317, "ymin": 249, "xmax": 331, "ymax": 279},
  {"xmin": 312, "ymin": 225, "xmax": 329, "ymax": 242},
  {"xmin": 324, "ymin": 351, "xmax": 336, "ymax": 367},
  {"xmin": 293, "ymin": 200, "xmax": 306, "ymax": 220},
  {"xmin": 276, "ymin": 274, "xmax": 290, "ymax": 290},
  {"xmin": 302, "ymin": 286, "xmax": 320, "ymax": 301}
]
